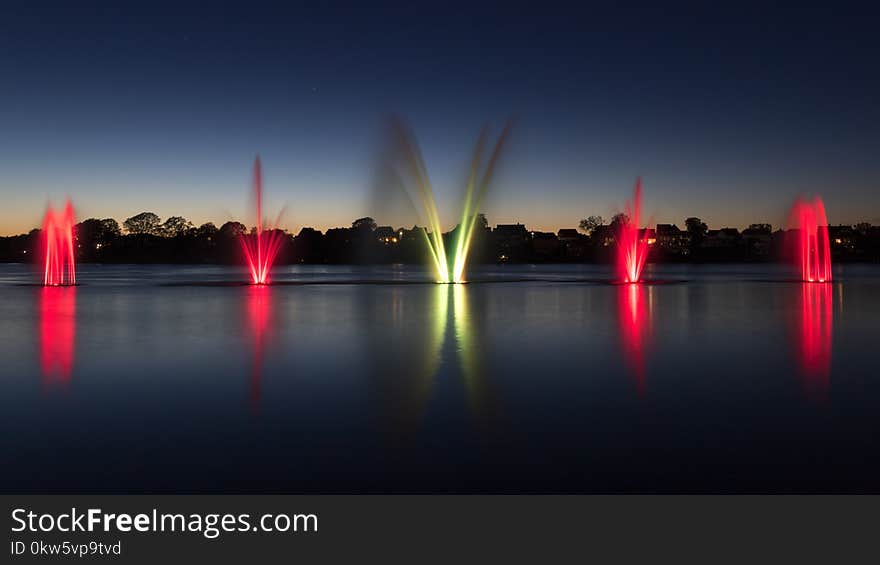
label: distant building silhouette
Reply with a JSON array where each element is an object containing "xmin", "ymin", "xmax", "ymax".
[
  {"xmin": 741, "ymin": 224, "xmax": 772, "ymax": 257},
  {"xmin": 375, "ymin": 226, "xmax": 397, "ymax": 244},
  {"xmin": 531, "ymin": 231, "xmax": 559, "ymax": 257},
  {"xmin": 493, "ymin": 223, "xmax": 530, "ymax": 262},
  {"xmin": 704, "ymin": 228, "xmax": 741, "ymax": 249},
  {"xmin": 556, "ymin": 229, "xmax": 580, "ymax": 242},
  {"xmin": 655, "ymin": 223, "xmax": 690, "ymax": 256}
]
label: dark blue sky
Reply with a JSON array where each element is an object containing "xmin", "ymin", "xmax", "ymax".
[{"xmin": 1, "ymin": 1, "xmax": 878, "ymax": 234}]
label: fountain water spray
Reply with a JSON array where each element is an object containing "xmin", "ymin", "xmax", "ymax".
[
  {"xmin": 241, "ymin": 157, "xmax": 285, "ymax": 284},
  {"xmin": 384, "ymin": 119, "xmax": 511, "ymax": 283},
  {"xmin": 615, "ymin": 178, "xmax": 649, "ymax": 283},
  {"xmin": 788, "ymin": 196, "xmax": 832, "ymax": 283},
  {"xmin": 41, "ymin": 200, "xmax": 77, "ymax": 286},
  {"xmin": 387, "ymin": 121, "xmax": 450, "ymax": 282},
  {"xmin": 451, "ymin": 123, "xmax": 512, "ymax": 283}
]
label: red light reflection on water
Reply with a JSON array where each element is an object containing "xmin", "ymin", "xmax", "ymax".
[
  {"xmin": 796, "ymin": 282, "xmax": 832, "ymax": 398},
  {"xmin": 38, "ymin": 287, "xmax": 76, "ymax": 385},
  {"xmin": 246, "ymin": 285, "xmax": 273, "ymax": 412},
  {"xmin": 617, "ymin": 284, "xmax": 651, "ymax": 395}
]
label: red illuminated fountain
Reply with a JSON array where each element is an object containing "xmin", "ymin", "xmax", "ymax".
[
  {"xmin": 615, "ymin": 178, "xmax": 649, "ymax": 283},
  {"xmin": 41, "ymin": 200, "xmax": 77, "ymax": 286},
  {"xmin": 241, "ymin": 157, "xmax": 284, "ymax": 285},
  {"xmin": 788, "ymin": 196, "xmax": 832, "ymax": 283}
]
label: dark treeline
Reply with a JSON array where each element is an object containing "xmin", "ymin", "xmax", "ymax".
[{"xmin": 2, "ymin": 211, "xmax": 880, "ymax": 264}]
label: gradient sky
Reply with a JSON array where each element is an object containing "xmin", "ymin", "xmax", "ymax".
[{"xmin": 1, "ymin": 1, "xmax": 878, "ymax": 236}]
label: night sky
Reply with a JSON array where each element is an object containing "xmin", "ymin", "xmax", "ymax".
[{"xmin": 1, "ymin": 1, "xmax": 878, "ymax": 235}]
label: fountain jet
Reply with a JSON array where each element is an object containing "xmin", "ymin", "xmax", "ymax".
[
  {"xmin": 788, "ymin": 196, "xmax": 832, "ymax": 283},
  {"xmin": 615, "ymin": 178, "xmax": 649, "ymax": 283},
  {"xmin": 241, "ymin": 157, "xmax": 285, "ymax": 284},
  {"xmin": 382, "ymin": 118, "xmax": 511, "ymax": 283},
  {"xmin": 386, "ymin": 120, "xmax": 450, "ymax": 282},
  {"xmin": 451, "ymin": 123, "xmax": 513, "ymax": 283},
  {"xmin": 41, "ymin": 200, "xmax": 77, "ymax": 286}
]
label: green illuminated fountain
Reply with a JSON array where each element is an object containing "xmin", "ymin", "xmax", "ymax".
[
  {"xmin": 387, "ymin": 120, "xmax": 451, "ymax": 282},
  {"xmin": 451, "ymin": 126, "xmax": 512, "ymax": 283},
  {"xmin": 385, "ymin": 118, "xmax": 512, "ymax": 283}
]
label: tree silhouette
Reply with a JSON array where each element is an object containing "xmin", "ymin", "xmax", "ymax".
[
  {"xmin": 196, "ymin": 222, "xmax": 218, "ymax": 239},
  {"xmin": 218, "ymin": 221, "xmax": 247, "ymax": 239},
  {"xmin": 579, "ymin": 215, "xmax": 605, "ymax": 235},
  {"xmin": 124, "ymin": 212, "xmax": 162, "ymax": 235},
  {"xmin": 685, "ymin": 217, "xmax": 708, "ymax": 249},
  {"xmin": 76, "ymin": 218, "xmax": 119, "ymax": 245},
  {"xmin": 610, "ymin": 213, "xmax": 630, "ymax": 231},
  {"xmin": 352, "ymin": 217, "xmax": 377, "ymax": 231},
  {"xmin": 100, "ymin": 218, "xmax": 121, "ymax": 238},
  {"xmin": 161, "ymin": 216, "xmax": 193, "ymax": 237},
  {"xmin": 75, "ymin": 218, "xmax": 120, "ymax": 259}
]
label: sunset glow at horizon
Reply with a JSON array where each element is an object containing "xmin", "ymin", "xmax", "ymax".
[{"xmin": 2, "ymin": 5, "xmax": 878, "ymax": 237}]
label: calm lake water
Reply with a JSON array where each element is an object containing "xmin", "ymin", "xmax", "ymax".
[{"xmin": 1, "ymin": 263, "xmax": 878, "ymax": 493}]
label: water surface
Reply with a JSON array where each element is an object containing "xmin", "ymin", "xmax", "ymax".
[{"xmin": 1, "ymin": 263, "xmax": 878, "ymax": 493}]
